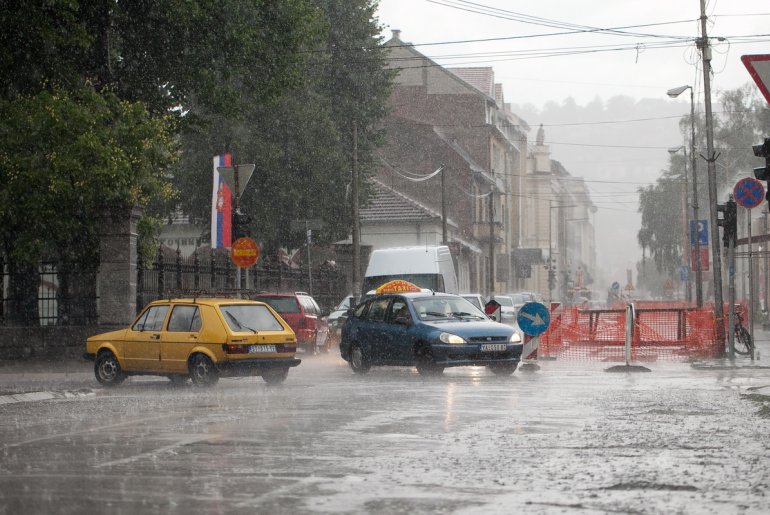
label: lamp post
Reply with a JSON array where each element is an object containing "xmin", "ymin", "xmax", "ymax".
[{"xmin": 667, "ymin": 84, "xmax": 703, "ymax": 307}]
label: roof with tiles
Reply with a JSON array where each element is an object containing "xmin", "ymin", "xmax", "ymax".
[
  {"xmin": 448, "ymin": 67, "xmax": 495, "ymax": 98},
  {"xmin": 361, "ymin": 178, "xmax": 455, "ymax": 227}
]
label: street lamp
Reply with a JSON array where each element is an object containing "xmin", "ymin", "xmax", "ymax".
[{"xmin": 667, "ymin": 84, "xmax": 703, "ymax": 307}]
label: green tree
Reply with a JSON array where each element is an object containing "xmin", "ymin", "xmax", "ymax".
[
  {"xmin": 637, "ymin": 172, "xmax": 685, "ymax": 279},
  {"xmin": 0, "ymin": 87, "xmax": 177, "ymax": 322},
  {"xmin": 636, "ymin": 85, "xmax": 770, "ymax": 294},
  {"xmin": 175, "ymin": 0, "xmax": 394, "ymax": 258}
]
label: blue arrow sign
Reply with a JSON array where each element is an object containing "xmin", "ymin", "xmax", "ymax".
[
  {"xmin": 734, "ymin": 177, "xmax": 765, "ymax": 209},
  {"xmin": 517, "ymin": 302, "xmax": 551, "ymax": 336}
]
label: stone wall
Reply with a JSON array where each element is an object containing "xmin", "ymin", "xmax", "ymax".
[{"xmin": 0, "ymin": 325, "xmax": 123, "ymax": 360}]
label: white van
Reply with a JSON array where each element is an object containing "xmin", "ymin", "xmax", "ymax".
[{"xmin": 362, "ymin": 246, "xmax": 459, "ymax": 295}]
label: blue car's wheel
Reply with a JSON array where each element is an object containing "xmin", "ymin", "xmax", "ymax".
[
  {"xmin": 350, "ymin": 344, "xmax": 371, "ymax": 374},
  {"xmin": 488, "ymin": 363, "xmax": 517, "ymax": 376},
  {"xmin": 415, "ymin": 346, "xmax": 443, "ymax": 376}
]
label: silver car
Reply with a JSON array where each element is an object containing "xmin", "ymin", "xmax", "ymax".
[
  {"xmin": 460, "ymin": 293, "xmax": 486, "ymax": 311},
  {"xmin": 492, "ymin": 295, "xmax": 518, "ymax": 324}
]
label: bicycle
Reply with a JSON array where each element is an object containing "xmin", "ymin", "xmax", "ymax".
[{"xmin": 732, "ymin": 305, "xmax": 754, "ymax": 356}]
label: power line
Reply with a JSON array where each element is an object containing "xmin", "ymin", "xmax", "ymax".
[{"xmin": 426, "ymin": 0, "xmax": 695, "ymax": 40}]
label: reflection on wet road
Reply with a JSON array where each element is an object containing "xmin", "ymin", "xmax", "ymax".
[{"xmin": 0, "ymin": 352, "xmax": 769, "ymax": 514}]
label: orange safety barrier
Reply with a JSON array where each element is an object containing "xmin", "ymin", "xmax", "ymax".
[{"xmin": 540, "ymin": 303, "xmax": 722, "ymax": 361}]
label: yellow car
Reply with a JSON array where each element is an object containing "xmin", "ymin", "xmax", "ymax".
[{"xmin": 84, "ymin": 298, "xmax": 301, "ymax": 387}]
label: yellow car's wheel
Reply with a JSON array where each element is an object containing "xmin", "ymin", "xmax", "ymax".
[
  {"xmin": 262, "ymin": 367, "xmax": 289, "ymax": 385},
  {"xmin": 94, "ymin": 351, "xmax": 126, "ymax": 387},
  {"xmin": 189, "ymin": 354, "xmax": 219, "ymax": 387}
]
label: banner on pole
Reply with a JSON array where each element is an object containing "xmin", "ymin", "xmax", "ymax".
[{"xmin": 211, "ymin": 153, "xmax": 232, "ymax": 248}]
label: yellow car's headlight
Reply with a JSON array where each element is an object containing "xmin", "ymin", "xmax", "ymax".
[
  {"xmin": 439, "ymin": 332, "xmax": 466, "ymax": 344},
  {"xmin": 510, "ymin": 332, "xmax": 522, "ymax": 343}
]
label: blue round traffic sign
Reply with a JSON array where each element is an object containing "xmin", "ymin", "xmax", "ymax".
[
  {"xmin": 733, "ymin": 177, "xmax": 765, "ymax": 209},
  {"xmin": 516, "ymin": 301, "xmax": 551, "ymax": 336}
]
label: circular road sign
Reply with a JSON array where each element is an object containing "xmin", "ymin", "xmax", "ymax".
[
  {"xmin": 230, "ymin": 237, "xmax": 259, "ymax": 268},
  {"xmin": 516, "ymin": 301, "xmax": 551, "ymax": 336},
  {"xmin": 733, "ymin": 177, "xmax": 765, "ymax": 209}
]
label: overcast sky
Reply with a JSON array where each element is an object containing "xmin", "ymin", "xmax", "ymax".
[
  {"xmin": 375, "ymin": 1, "xmax": 770, "ymax": 292},
  {"xmin": 376, "ymin": 0, "xmax": 769, "ymax": 107}
]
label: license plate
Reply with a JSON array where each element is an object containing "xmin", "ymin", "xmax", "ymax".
[
  {"xmin": 249, "ymin": 345, "xmax": 276, "ymax": 353},
  {"xmin": 480, "ymin": 343, "xmax": 507, "ymax": 352}
]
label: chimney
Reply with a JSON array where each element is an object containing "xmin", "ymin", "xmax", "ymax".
[{"xmin": 391, "ymin": 29, "xmax": 401, "ymax": 40}]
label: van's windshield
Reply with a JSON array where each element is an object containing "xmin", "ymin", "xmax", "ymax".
[{"xmin": 363, "ymin": 274, "xmax": 444, "ymax": 295}]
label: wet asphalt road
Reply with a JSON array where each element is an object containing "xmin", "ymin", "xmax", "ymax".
[{"xmin": 0, "ymin": 345, "xmax": 769, "ymax": 514}]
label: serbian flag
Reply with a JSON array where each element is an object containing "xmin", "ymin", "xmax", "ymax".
[{"xmin": 211, "ymin": 153, "xmax": 232, "ymax": 248}]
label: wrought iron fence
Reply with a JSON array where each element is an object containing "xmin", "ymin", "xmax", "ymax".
[
  {"xmin": 137, "ymin": 247, "xmax": 346, "ymax": 313},
  {"xmin": 0, "ymin": 257, "xmax": 99, "ymax": 327}
]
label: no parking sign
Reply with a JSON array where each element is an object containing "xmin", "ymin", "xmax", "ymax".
[{"xmin": 734, "ymin": 177, "xmax": 765, "ymax": 209}]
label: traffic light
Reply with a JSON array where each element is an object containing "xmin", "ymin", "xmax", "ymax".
[
  {"xmin": 232, "ymin": 210, "xmax": 252, "ymax": 239},
  {"xmin": 716, "ymin": 199, "xmax": 737, "ymax": 248},
  {"xmin": 547, "ymin": 267, "xmax": 556, "ymax": 290},
  {"xmin": 753, "ymin": 137, "xmax": 770, "ymax": 209}
]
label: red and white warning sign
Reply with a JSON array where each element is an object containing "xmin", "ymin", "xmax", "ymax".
[{"xmin": 742, "ymin": 55, "xmax": 770, "ymax": 105}]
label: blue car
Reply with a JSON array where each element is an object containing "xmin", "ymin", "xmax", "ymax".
[{"xmin": 340, "ymin": 292, "xmax": 523, "ymax": 376}]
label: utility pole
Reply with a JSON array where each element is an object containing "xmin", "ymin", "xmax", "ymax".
[
  {"xmin": 699, "ymin": 0, "xmax": 725, "ymax": 349},
  {"xmin": 351, "ymin": 122, "xmax": 361, "ymax": 303},
  {"xmin": 488, "ymin": 192, "xmax": 495, "ymax": 295},
  {"xmin": 441, "ymin": 166, "xmax": 447, "ymax": 245},
  {"xmin": 689, "ymin": 88, "xmax": 703, "ymax": 307}
]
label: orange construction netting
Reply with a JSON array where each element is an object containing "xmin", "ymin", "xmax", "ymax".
[{"xmin": 539, "ymin": 302, "xmax": 723, "ymax": 361}]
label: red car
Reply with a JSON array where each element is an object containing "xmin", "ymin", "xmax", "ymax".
[{"xmin": 253, "ymin": 292, "xmax": 328, "ymax": 354}]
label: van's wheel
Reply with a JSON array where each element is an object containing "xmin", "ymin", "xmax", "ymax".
[
  {"xmin": 94, "ymin": 351, "xmax": 126, "ymax": 387},
  {"xmin": 262, "ymin": 367, "xmax": 289, "ymax": 385},
  {"xmin": 189, "ymin": 354, "xmax": 219, "ymax": 386},
  {"xmin": 415, "ymin": 346, "xmax": 443, "ymax": 376},
  {"xmin": 349, "ymin": 344, "xmax": 371, "ymax": 374}
]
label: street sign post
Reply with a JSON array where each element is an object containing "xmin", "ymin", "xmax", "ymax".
[
  {"xmin": 230, "ymin": 237, "xmax": 259, "ymax": 268},
  {"xmin": 741, "ymin": 55, "xmax": 770, "ymax": 105},
  {"xmin": 733, "ymin": 177, "xmax": 765, "ymax": 209},
  {"xmin": 517, "ymin": 302, "xmax": 551, "ymax": 336},
  {"xmin": 689, "ymin": 219, "xmax": 710, "ymax": 271},
  {"xmin": 217, "ymin": 164, "xmax": 255, "ymax": 201}
]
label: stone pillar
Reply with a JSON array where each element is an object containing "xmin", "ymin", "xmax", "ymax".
[{"xmin": 98, "ymin": 206, "xmax": 142, "ymax": 325}]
